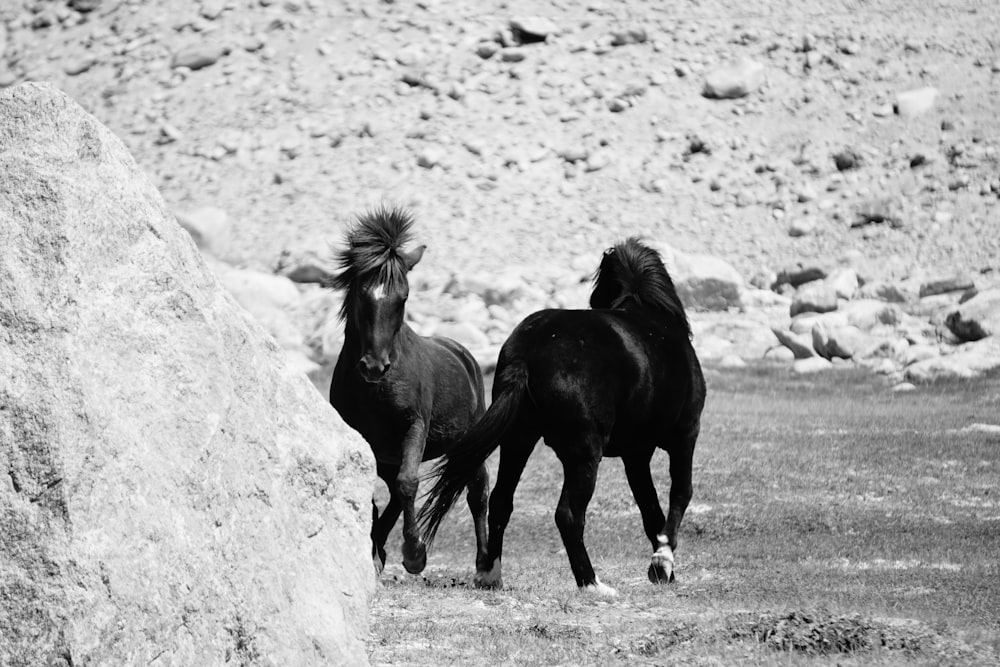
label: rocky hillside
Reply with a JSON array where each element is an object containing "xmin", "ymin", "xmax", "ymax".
[{"xmin": 3, "ymin": 0, "xmax": 999, "ymax": 386}]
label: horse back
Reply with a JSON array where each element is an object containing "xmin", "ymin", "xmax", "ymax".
[{"xmin": 499, "ymin": 309, "xmax": 704, "ymax": 449}]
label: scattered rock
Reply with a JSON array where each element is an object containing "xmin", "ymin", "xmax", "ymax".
[
  {"xmin": 702, "ymin": 58, "xmax": 765, "ymax": 99},
  {"xmin": 670, "ymin": 252, "xmax": 744, "ymax": 311},
  {"xmin": 793, "ymin": 356, "xmax": 833, "ymax": 374},
  {"xmin": 905, "ymin": 337, "xmax": 1000, "ymax": 381},
  {"xmin": 611, "ymin": 28, "xmax": 648, "ymax": 47},
  {"xmin": 64, "ymin": 56, "xmax": 97, "ymax": 76},
  {"xmin": 945, "ymin": 288, "xmax": 1000, "ymax": 341},
  {"xmin": 172, "ymin": 44, "xmax": 230, "ymax": 70},
  {"xmin": 812, "ymin": 323, "xmax": 870, "ymax": 359},
  {"xmin": 826, "ymin": 267, "xmax": 859, "ymax": 299},
  {"xmin": 509, "ymin": 17, "xmax": 559, "ymax": 43},
  {"xmin": 894, "ymin": 86, "xmax": 938, "ymax": 118},
  {"xmin": 772, "ymin": 327, "xmax": 817, "ymax": 359},
  {"xmin": 833, "ymin": 147, "xmax": 863, "ymax": 171},
  {"xmin": 919, "ymin": 275, "xmax": 975, "ymax": 298},
  {"xmin": 852, "ymin": 197, "xmax": 902, "ymax": 228},
  {"xmin": 790, "ymin": 281, "xmax": 839, "ymax": 317},
  {"xmin": 773, "ymin": 265, "xmax": 828, "ymax": 290}
]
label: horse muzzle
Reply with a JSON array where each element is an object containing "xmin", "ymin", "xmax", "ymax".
[{"xmin": 358, "ymin": 354, "xmax": 391, "ymax": 383}]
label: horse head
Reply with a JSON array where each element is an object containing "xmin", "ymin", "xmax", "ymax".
[{"xmin": 331, "ymin": 206, "xmax": 426, "ymax": 383}]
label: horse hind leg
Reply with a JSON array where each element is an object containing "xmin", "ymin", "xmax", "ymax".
[
  {"xmin": 622, "ymin": 451, "xmax": 673, "ymax": 583},
  {"xmin": 466, "ymin": 462, "xmax": 490, "ymax": 574},
  {"xmin": 552, "ymin": 436, "xmax": 615, "ymax": 596},
  {"xmin": 658, "ymin": 430, "xmax": 698, "ymax": 583},
  {"xmin": 475, "ymin": 424, "xmax": 539, "ymax": 590}
]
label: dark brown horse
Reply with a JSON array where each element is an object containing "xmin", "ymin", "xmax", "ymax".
[
  {"xmin": 329, "ymin": 206, "xmax": 489, "ymax": 575},
  {"xmin": 419, "ymin": 238, "xmax": 705, "ymax": 595}
]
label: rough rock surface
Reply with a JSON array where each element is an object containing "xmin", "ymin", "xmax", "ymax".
[{"xmin": 0, "ymin": 83, "xmax": 374, "ymax": 666}]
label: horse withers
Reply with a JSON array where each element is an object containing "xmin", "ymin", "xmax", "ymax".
[
  {"xmin": 328, "ymin": 206, "xmax": 489, "ymax": 576},
  {"xmin": 418, "ymin": 238, "xmax": 705, "ymax": 596}
]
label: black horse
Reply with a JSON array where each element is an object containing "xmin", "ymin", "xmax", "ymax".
[
  {"xmin": 329, "ymin": 206, "xmax": 489, "ymax": 576},
  {"xmin": 418, "ymin": 238, "xmax": 705, "ymax": 595}
]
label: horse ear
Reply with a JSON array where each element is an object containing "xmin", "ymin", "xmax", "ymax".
[{"xmin": 402, "ymin": 245, "xmax": 426, "ymax": 271}]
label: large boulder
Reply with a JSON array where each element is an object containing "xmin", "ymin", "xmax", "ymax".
[
  {"xmin": 945, "ymin": 288, "xmax": 1000, "ymax": 342},
  {"xmin": 654, "ymin": 245, "xmax": 743, "ymax": 311},
  {"xmin": 0, "ymin": 83, "xmax": 374, "ymax": 666},
  {"xmin": 904, "ymin": 337, "xmax": 1000, "ymax": 382}
]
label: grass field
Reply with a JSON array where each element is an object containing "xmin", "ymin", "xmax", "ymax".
[{"xmin": 368, "ymin": 364, "xmax": 1000, "ymax": 666}]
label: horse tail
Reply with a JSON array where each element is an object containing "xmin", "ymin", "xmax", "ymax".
[{"xmin": 418, "ymin": 361, "xmax": 530, "ymax": 546}]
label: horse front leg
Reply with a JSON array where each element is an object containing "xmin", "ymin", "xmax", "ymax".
[
  {"xmin": 622, "ymin": 451, "xmax": 672, "ymax": 583},
  {"xmin": 372, "ymin": 463, "xmax": 402, "ymax": 574},
  {"xmin": 397, "ymin": 419, "xmax": 428, "ymax": 574}
]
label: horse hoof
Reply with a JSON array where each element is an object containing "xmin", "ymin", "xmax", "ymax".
[
  {"xmin": 402, "ymin": 541, "xmax": 427, "ymax": 574},
  {"xmin": 648, "ymin": 545, "xmax": 675, "ymax": 584},
  {"xmin": 580, "ymin": 579, "xmax": 618, "ymax": 597},
  {"xmin": 474, "ymin": 561, "xmax": 502, "ymax": 589},
  {"xmin": 647, "ymin": 562, "xmax": 675, "ymax": 584}
]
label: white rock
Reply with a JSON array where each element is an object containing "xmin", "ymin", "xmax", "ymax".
[
  {"xmin": 790, "ymin": 281, "xmax": 839, "ymax": 317},
  {"xmin": 945, "ymin": 287, "xmax": 1000, "ymax": 342},
  {"xmin": 702, "ymin": 58, "xmax": 765, "ymax": 99},
  {"xmin": 793, "ymin": 357, "xmax": 833, "ymax": 374},
  {"xmin": 895, "ymin": 86, "xmax": 938, "ymax": 118},
  {"xmin": 669, "ymin": 251, "xmax": 744, "ymax": 311},
  {"xmin": 825, "ymin": 267, "xmax": 858, "ymax": 300},
  {"xmin": 771, "ymin": 327, "xmax": 816, "ymax": 359},
  {"xmin": 905, "ymin": 337, "xmax": 1000, "ymax": 382}
]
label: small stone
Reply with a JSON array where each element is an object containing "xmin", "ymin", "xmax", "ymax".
[
  {"xmin": 64, "ymin": 56, "xmax": 96, "ymax": 76},
  {"xmin": 607, "ymin": 97, "xmax": 628, "ymax": 112},
  {"xmin": 416, "ymin": 147, "xmax": 446, "ymax": 170},
  {"xmin": 509, "ymin": 17, "xmax": 559, "ymax": 43},
  {"xmin": 838, "ymin": 40, "xmax": 861, "ymax": 55},
  {"xmin": 852, "ymin": 197, "xmax": 902, "ymax": 228},
  {"xmin": 918, "ymin": 275, "xmax": 975, "ymax": 298},
  {"xmin": 610, "ymin": 28, "xmax": 647, "ymax": 47},
  {"xmin": 475, "ymin": 42, "xmax": 498, "ymax": 59},
  {"xmin": 790, "ymin": 281, "xmax": 839, "ymax": 317},
  {"xmin": 788, "ymin": 217, "xmax": 816, "ymax": 237},
  {"xmin": 500, "ymin": 48, "xmax": 527, "ymax": 63},
  {"xmin": 833, "ymin": 148, "xmax": 862, "ymax": 171},
  {"xmin": 172, "ymin": 44, "xmax": 229, "ymax": 70},
  {"xmin": 200, "ymin": 0, "xmax": 226, "ymax": 20},
  {"xmin": 793, "ymin": 357, "xmax": 833, "ymax": 374},
  {"xmin": 584, "ymin": 150, "xmax": 612, "ymax": 172},
  {"xmin": 894, "ymin": 86, "xmax": 938, "ymax": 118},
  {"xmin": 702, "ymin": 58, "xmax": 765, "ymax": 99}
]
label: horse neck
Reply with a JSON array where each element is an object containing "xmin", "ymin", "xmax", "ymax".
[{"xmin": 340, "ymin": 308, "xmax": 417, "ymax": 355}]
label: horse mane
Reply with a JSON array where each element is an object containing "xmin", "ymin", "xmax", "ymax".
[
  {"xmin": 329, "ymin": 205, "xmax": 416, "ymax": 320},
  {"xmin": 589, "ymin": 237, "xmax": 691, "ymax": 336}
]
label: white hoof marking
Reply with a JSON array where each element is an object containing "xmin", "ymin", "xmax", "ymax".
[
  {"xmin": 650, "ymin": 543, "xmax": 675, "ymax": 580},
  {"xmin": 580, "ymin": 578, "xmax": 618, "ymax": 597}
]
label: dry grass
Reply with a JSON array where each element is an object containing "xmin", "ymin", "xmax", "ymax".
[{"xmin": 369, "ymin": 364, "xmax": 1000, "ymax": 665}]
